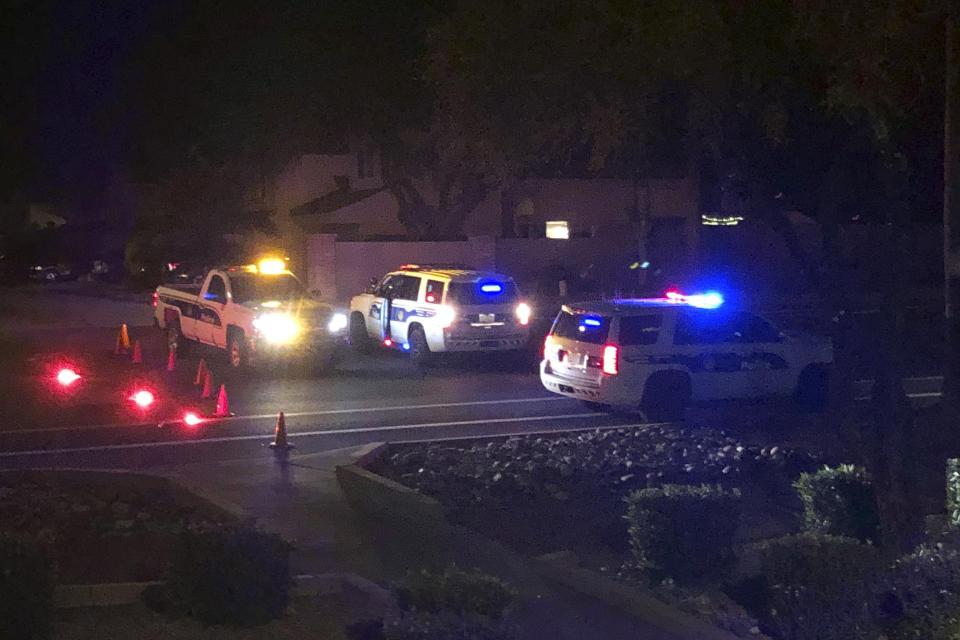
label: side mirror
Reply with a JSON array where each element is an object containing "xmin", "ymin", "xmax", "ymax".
[
  {"xmin": 367, "ymin": 278, "xmax": 379, "ymax": 294},
  {"xmin": 310, "ymin": 289, "xmax": 322, "ymax": 299}
]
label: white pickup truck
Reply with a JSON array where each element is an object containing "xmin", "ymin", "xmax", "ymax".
[{"xmin": 154, "ymin": 263, "xmax": 348, "ymax": 369}]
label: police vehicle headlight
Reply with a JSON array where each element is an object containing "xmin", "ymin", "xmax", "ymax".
[
  {"xmin": 253, "ymin": 313, "xmax": 300, "ymax": 344},
  {"xmin": 327, "ymin": 312, "xmax": 348, "ymax": 333}
]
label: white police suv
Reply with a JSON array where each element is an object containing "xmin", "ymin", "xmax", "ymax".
[
  {"xmin": 539, "ymin": 291, "xmax": 833, "ymax": 420},
  {"xmin": 349, "ymin": 264, "xmax": 533, "ymax": 364}
]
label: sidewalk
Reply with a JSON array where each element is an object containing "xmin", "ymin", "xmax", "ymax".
[{"xmin": 154, "ymin": 446, "xmax": 682, "ymax": 640}]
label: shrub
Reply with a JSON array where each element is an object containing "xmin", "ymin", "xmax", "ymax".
[
  {"xmin": 382, "ymin": 611, "xmax": 513, "ymax": 640},
  {"xmin": 947, "ymin": 458, "xmax": 960, "ymax": 528},
  {"xmin": 398, "ymin": 565, "xmax": 517, "ymax": 619},
  {"xmin": 0, "ymin": 532, "xmax": 54, "ymax": 640},
  {"xmin": 882, "ymin": 541, "xmax": 960, "ymax": 640},
  {"xmin": 793, "ymin": 464, "xmax": 880, "ymax": 543},
  {"xmin": 732, "ymin": 533, "xmax": 881, "ymax": 640},
  {"xmin": 624, "ymin": 484, "xmax": 740, "ymax": 585},
  {"xmin": 146, "ymin": 523, "xmax": 292, "ymax": 627}
]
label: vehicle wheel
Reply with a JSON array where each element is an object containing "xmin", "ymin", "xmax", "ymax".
[
  {"xmin": 794, "ymin": 365, "xmax": 829, "ymax": 412},
  {"xmin": 350, "ymin": 312, "xmax": 372, "ymax": 354},
  {"xmin": 166, "ymin": 320, "xmax": 190, "ymax": 358},
  {"xmin": 227, "ymin": 331, "xmax": 248, "ymax": 369},
  {"xmin": 641, "ymin": 372, "xmax": 691, "ymax": 422},
  {"xmin": 408, "ymin": 325, "xmax": 432, "ymax": 366}
]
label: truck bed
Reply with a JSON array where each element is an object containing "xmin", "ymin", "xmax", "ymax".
[{"xmin": 157, "ymin": 283, "xmax": 202, "ymax": 298}]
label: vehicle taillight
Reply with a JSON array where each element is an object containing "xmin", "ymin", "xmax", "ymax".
[
  {"xmin": 602, "ymin": 345, "xmax": 618, "ymax": 375},
  {"xmin": 515, "ymin": 302, "xmax": 531, "ymax": 326},
  {"xmin": 543, "ymin": 335, "xmax": 555, "ymax": 359},
  {"xmin": 152, "ymin": 291, "xmax": 159, "ymax": 307}
]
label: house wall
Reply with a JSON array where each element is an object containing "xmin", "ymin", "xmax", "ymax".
[{"xmin": 310, "ymin": 234, "xmax": 661, "ymax": 304}]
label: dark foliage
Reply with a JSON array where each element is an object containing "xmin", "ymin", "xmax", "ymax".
[
  {"xmin": 879, "ymin": 537, "xmax": 960, "ymax": 640},
  {"xmin": 397, "ymin": 566, "xmax": 516, "ymax": 619},
  {"xmin": 144, "ymin": 523, "xmax": 292, "ymax": 627},
  {"xmin": 624, "ymin": 484, "xmax": 741, "ymax": 585},
  {"xmin": 382, "ymin": 611, "xmax": 513, "ymax": 640},
  {"xmin": 793, "ymin": 464, "xmax": 881, "ymax": 543},
  {"xmin": 0, "ymin": 531, "xmax": 54, "ymax": 640},
  {"xmin": 731, "ymin": 533, "xmax": 881, "ymax": 640}
]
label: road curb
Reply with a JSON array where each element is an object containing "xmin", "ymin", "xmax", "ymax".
[{"xmin": 335, "ymin": 462, "xmax": 448, "ymax": 533}]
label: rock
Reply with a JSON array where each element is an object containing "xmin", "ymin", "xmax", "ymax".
[
  {"xmin": 71, "ymin": 503, "xmax": 91, "ymax": 513},
  {"xmin": 111, "ymin": 502, "xmax": 130, "ymax": 516},
  {"xmin": 115, "ymin": 519, "xmax": 134, "ymax": 529}
]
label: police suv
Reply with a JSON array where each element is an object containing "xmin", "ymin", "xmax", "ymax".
[
  {"xmin": 540, "ymin": 291, "xmax": 833, "ymax": 420},
  {"xmin": 349, "ymin": 265, "xmax": 533, "ymax": 364}
]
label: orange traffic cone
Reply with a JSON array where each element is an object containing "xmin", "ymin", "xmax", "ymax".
[
  {"xmin": 194, "ymin": 359, "xmax": 208, "ymax": 386},
  {"xmin": 114, "ymin": 324, "xmax": 130, "ymax": 355},
  {"xmin": 269, "ymin": 412, "xmax": 293, "ymax": 450},
  {"xmin": 214, "ymin": 384, "xmax": 232, "ymax": 417},
  {"xmin": 167, "ymin": 348, "xmax": 177, "ymax": 372},
  {"xmin": 131, "ymin": 340, "xmax": 143, "ymax": 364},
  {"xmin": 200, "ymin": 369, "xmax": 213, "ymax": 399}
]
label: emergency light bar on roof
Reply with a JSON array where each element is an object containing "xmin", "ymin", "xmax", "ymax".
[
  {"xmin": 399, "ymin": 263, "xmax": 475, "ymax": 271},
  {"xmin": 665, "ymin": 290, "xmax": 724, "ymax": 309},
  {"xmin": 608, "ymin": 291, "xmax": 725, "ymax": 309}
]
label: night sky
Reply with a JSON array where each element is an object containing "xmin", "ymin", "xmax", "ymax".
[{"xmin": 3, "ymin": 1, "xmax": 175, "ymax": 209}]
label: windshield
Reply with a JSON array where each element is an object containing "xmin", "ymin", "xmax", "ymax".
[
  {"xmin": 446, "ymin": 280, "xmax": 519, "ymax": 306},
  {"xmin": 230, "ymin": 274, "xmax": 304, "ymax": 303}
]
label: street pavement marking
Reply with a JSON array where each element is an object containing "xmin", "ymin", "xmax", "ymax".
[
  {"xmin": 2, "ymin": 396, "xmax": 573, "ymax": 435},
  {"xmin": 855, "ymin": 392, "xmax": 942, "ymax": 401},
  {"xmin": 0, "ymin": 411, "xmax": 605, "ymax": 457}
]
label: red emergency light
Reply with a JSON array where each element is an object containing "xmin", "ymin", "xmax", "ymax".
[
  {"xmin": 56, "ymin": 368, "xmax": 82, "ymax": 387},
  {"xmin": 130, "ymin": 389, "xmax": 156, "ymax": 409}
]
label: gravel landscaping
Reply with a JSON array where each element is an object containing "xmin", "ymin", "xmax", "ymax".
[
  {"xmin": 0, "ymin": 472, "xmax": 231, "ymax": 583},
  {"xmin": 371, "ymin": 425, "xmax": 828, "ymax": 556}
]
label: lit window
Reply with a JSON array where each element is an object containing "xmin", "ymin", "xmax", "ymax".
[{"xmin": 545, "ymin": 220, "xmax": 569, "ymax": 239}]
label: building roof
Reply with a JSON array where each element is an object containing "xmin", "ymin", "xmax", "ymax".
[{"xmin": 290, "ymin": 187, "xmax": 384, "ymax": 218}]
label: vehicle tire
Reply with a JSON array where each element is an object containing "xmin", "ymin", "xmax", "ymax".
[
  {"xmin": 227, "ymin": 330, "xmax": 248, "ymax": 369},
  {"xmin": 794, "ymin": 364, "xmax": 829, "ymax": 412},
  {"xmin": 350, "ymin": 312, "xmax": 372, "ymax": 354},
  {"xmin": 641, "ymin": 372, "xmax": 691, "ymax": 422},
  {"xmin": 408, "ymin": 325, "xmax": 433, "ymax": 367},
  {"xmin": 166, "ymin": 319, "xmax": 190, "ymax": 358}
]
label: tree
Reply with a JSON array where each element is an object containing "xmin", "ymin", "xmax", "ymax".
[{"xmin": 427, "ymin": 0, "xmax": 952, "ymax": 549}]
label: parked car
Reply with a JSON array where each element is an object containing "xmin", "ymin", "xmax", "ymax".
[
  {"xmin": 540, "ymin": 291, "xmax": 834, "ymax": 420},
  {"xmin": 29, "ymin": 264, "xmax": 74, "ymax": 282},
  {"xmin": 348, "ymin": 264, "xmax": 533, "ymax": 364}
]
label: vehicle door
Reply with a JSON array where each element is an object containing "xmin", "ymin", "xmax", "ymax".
[
  {"xmin": 197, "ymin": 273, "xmax": 228, "ymax": 347},
  {"xmin": 672, "ymin": 310, "xmax": 760, "ymax": 401},
  {"xmin": 364, "ymin": 275, "xmax": 395, "ymax": 340},
  {"xmin": 385, "ymin": 275, "xmax": 422, "ymax": 343},
  {"xmin": 731, "ymin": 313, "xmax": 792, "ymax": 395}
]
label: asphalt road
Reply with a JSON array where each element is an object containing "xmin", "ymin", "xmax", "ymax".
[{"xmin": 0, "ymin": 286, "xmax": 946, "ymax": 471}]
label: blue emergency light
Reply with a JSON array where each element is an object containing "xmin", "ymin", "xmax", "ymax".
[
  {"xmin": 480, "ymin": 283, "xmax": 503, "ymax": 294},
  {"xmin": 581, "ymin": 317, "xmax": 602, "ymax": 327}
]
